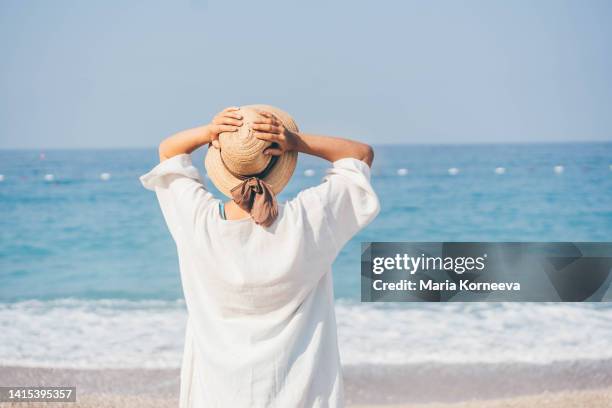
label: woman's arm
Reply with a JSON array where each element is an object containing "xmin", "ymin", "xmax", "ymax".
[
  {"xmin": 158, "ymin": 107, "xmax": 243, "ymax": 162},
  {"xmin": 294, "ymin": 133, "xmax": 374, "ymax": 167},
  {"xmin": 253, "ymin": 111, "xmax": 374, "ymax": 167}
]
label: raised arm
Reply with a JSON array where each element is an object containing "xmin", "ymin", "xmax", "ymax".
[
  {"xmin": 253, "ymin": 111, "xmax": 374, "ymax": 167},
  {"xmin": 158, "ymin": 107, "xmax": 243, "ymax": 162}
]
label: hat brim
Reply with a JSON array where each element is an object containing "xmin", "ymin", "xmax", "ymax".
[{"xmin": 205, "ymin": 146, "xmax": 297, "ymax": 198}]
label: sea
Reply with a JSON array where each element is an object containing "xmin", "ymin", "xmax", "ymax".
[{"xmin": 1, "ymin": 143, "xmax": 612, "ymax": 369}]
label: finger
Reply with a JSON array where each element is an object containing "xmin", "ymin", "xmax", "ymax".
[
  {"xmin": 252, "ymin": 123, "xmax": 281, "ymax": 133},
  {"xmin": 216, "ymin": 125, "xmax": 240, "ymax": 133},
  {"xmin": 264, "ymin": 147, "xmax": 283, "ymax": 156},
  {"xmin": 225, "ymin": 118, "xmax": 243, "ymax": 126},
  {"xmin": 252, "ymin": 116, "xmax": 277, "ymax": 125},
  {"xmin": 223, "ymin": 106, "xmax": 240, "ymax": 112},
  {"xmin": 258, "ymin": 111, "xmax": 276, "ymax": 118},
  {"xmin": 223, "ymin": 112, "xmax": 243, "ymax": 120},
  {"xmin": 253, "ymin": 132, "xmax": 278, "ymax": 142},
  {"xmin": 265, "ymin": 112, "xmax": 282, "ymax": 125},
  {"xmin": 215, "ymin": 118, "xmax": 242, "ymax": 126},
  {"xmin": 257, "ymin": 111, "xmax": 281, "ymax": 124}
]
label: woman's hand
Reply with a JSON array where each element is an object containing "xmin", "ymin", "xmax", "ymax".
[
  {"xmin": 253, "ymin": 111, "xmax": 299, "ymax": 156},
  {"xmin": 208, "ymin": 107, "xmax": 243, "ymax": 148}
]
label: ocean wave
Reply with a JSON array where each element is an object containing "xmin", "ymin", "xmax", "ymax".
[
  {"xmin": 335, "ymin": 301, "xmax": 612, "ymax": 365},
  {"xmin": 1, "ymin": 299, "xmax": 611, "ymax": 369}
]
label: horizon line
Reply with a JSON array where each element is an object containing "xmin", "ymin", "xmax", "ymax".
[{"xmin": 1, "ymin": 139, "xmax": 611, "ymax": 151}]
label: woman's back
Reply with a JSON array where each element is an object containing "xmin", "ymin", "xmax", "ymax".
[{"xmin": 141, "ymin": 106, "xmax": 379, "ymax": 407}]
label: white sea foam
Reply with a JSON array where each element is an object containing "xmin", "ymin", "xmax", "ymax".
[
  {"xmin": 335, "ymin": 301, "xmax": 612, "ymax": 365},
  {"xmin": 0, "ymin": 299, "xmax": 187, "ymax": 369},
  {"xmin": 1, "ymin": 299, "xmax": 611, "ymax": 369}
]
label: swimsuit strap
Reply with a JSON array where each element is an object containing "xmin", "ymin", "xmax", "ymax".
[{"xmin": 218, "ymin": 201, "xmax": 226, "ymax": 220}]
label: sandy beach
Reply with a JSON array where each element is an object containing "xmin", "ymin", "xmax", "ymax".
[
  {"xmin": 0, "ymin": 388, "xmax": 611, "ymax": 407},
  {"xmin": 1, "ymin": 360, "xmax": 611, "ymax": 407}
]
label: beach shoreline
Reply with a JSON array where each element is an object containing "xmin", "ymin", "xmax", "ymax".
[{"xmin": 1, "ymin": 360, "xmax": 611, "ymax": 407}]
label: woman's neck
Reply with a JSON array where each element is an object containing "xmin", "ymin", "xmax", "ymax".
[{"xmin": 223, "ymin": 200, "xmax": 251, "ymax": 220}]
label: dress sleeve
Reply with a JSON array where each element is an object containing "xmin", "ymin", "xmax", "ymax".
[
  {"xmin": 296, "ymin": 157, "xmax": 380, "ymax": 257},
  {"xmin": 139, "ymin": 153, "xmax": 215, "ymax": 243}
]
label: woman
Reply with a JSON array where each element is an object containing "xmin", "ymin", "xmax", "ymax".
[{"xmin": 140, "ymin": 105, "xmax": 380, "ymax": 407}]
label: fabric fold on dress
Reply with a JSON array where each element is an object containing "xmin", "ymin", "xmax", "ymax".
[{"xmin": 140, "ymin": 153, "xmax": 203, "ymax": 190}]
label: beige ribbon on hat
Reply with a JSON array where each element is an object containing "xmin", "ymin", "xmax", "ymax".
[{"xmin": 221, "ymin": 151, "xmax": 279, "ymax": 227}]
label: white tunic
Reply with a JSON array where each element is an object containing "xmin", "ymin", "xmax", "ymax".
[{"xmin": 140, "ymin": 154, "xmax": 380, "ymax": 408}]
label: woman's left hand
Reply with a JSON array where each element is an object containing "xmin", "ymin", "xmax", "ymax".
[{"xmin": 208, "ymin": 107, "xmax": 243, "ymax": 148}]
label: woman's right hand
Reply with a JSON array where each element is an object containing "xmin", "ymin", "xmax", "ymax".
[
  {"xmin": 253, "ymin": 110, "xmax": 373, "ymax": 167},
  {"xmin": 252, "ymin": 111, "xmax": 300, "ymax": 156}
]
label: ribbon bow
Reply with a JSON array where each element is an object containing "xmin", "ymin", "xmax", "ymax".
[{"xmin": 230, "ymin": 177, "xmax": 278, "ymax": 227}]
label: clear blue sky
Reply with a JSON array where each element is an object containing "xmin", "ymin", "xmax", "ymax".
[{"xmin": 1, "ymin": 0, "xmax": 611, "ymax": 148}]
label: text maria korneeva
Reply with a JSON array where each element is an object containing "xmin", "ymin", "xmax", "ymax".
[{"xmin": 372, "ymin": 279, "xmax": 520, "ymax": 291}]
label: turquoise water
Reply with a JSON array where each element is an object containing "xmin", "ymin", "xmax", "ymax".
[
  {"xmin": 1, "ymin": 143, "xmax": 611, "ymax": 302},
  {"xmin": 1, "ymin": 143, "xmax": 612, "ymax": 368}
]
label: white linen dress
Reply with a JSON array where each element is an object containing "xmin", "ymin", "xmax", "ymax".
[{"xmin": 140, "ymin": 154, "xmax": 380, "ymax": 408}]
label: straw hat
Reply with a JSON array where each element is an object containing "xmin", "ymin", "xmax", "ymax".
[{"xmin": 204, "ymin": 104, "xmax": 299, "ymax": 198}]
